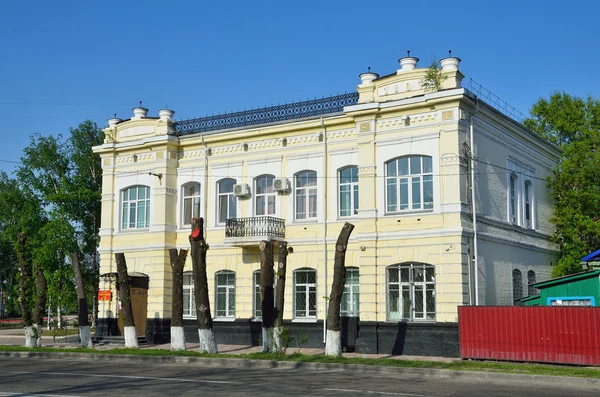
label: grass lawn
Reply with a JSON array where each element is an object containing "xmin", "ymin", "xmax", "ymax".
[{"xmin": 0, "ymin": 345, "xmax": 598, "ymax": 379}]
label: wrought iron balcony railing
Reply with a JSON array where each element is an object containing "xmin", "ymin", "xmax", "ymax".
[
  {"xmin": 225, "ymin": 216, "xmax": 285, "ymax": 239},
  {"xmin": 175, "ymin": 92, "xmax": 359, "ymax": 135}
]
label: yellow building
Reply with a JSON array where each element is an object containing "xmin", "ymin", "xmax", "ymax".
[{"xmin": 93, "ymin": 55, "xmax": 559, "ymax": 355}]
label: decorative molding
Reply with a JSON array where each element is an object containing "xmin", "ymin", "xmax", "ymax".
[
  {"xmin": 178, "ymin": 149, "xmax": 206, "ymax": 160},
  {"xmin": 440, "ymin": 154, "xmax": 467, "ymax": 167},
  {"xmin": 154, "ymin": 187, "xmax": 177, "ymax": 195},
  {"xmin": 327, "ymin": 128, "xmax": 354, "ymax": 140},
  {"xmin": 358, "ymin": 165, "xmax": 376, "ymax": 175},
  {"xmin": 359, "ymin": 122, "xmax": 371, "ymax": 132},
  {"xmin": 247, "ymin": 139, "xmax": 282, "ymax": 150},
  {"xmin": 376, "ymin": 111, "xmax": 438, "ymax": 130},
  {"xmin": 212, "ymin": 143, "xmax": 245, "ymax": 156},
  {"xmin": 101, "ymin": 193, "xmax": 115, "ymax": 201},
  {"xmin": 287, "ymin": 133, "xmax": 320, "ymax": 146},
  {"xmin": 102, "ymin": 158, "xmax": 113, "ymax": 166}
]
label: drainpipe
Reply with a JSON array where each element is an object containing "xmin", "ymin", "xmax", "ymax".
[
  {"xmin": 321, "ymin": 118, "xmax": 328, "ymax": 344},
  {"xmin": 470, "ymin": 99, "xmax": 480, "ymax": 305},
  {"xmin": 201, "ymin": 135, "xmax": 209, "ymax": 230}
]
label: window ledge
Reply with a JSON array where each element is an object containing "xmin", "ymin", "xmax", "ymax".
[
  {"xmin": 292, "ymin": 318, "xmax": 318, "ymax": 323},
  {"xmin": 290, "ymin": 219, "xmax": 319, "ymax": 225},
  {"xmin": 117, "ymin": 228, "xmax": 150, "ymax": 234},
  {"xmin": 214, "ymin": 317, "xmax": 236, "ymax": 322},
  {"xmin": 385, "ymin": 209, "xmax": 434, "ymax": 216}
]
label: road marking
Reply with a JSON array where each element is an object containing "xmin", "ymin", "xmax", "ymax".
[
  {"xmin": 0, "ymin": 393, "xmax": 79, "ymax": 397},
  {"xmin": 6, "ymin": 371, "xmax": 236, "ymax": 385},
  {"xmin": 324, "ymin": 388, "xmax": 429, "ymax": 396}
]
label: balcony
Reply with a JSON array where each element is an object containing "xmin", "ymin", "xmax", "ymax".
[{"xmin": 224, "ymin": 216, "xmax": 286, "ymax": 247}]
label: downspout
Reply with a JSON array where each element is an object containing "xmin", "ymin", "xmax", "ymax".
[
  {"xmin": 201, "ymin": 135, "xmax": 209, "ymax": 230},
  {"xmin": 321, "ymin": 118, "xmax": 328, "ymax": 344},
  {"xmin": 470, "ymin": 99, "xmax": 480, "ymax": 305}
]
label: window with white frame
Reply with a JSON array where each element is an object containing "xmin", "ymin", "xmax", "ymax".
[
  {"xmin": 385, "ymin": 156, "xmax": 433, "ymax": 213},
  {"xmin": 509, "ymin": 174, "xmax": 518, "ymax": 224},
  {"xmin": 524, "ymin": 180, "xmax": 533, "ymax": 228},
  {"xmin": 182, "ymin": 182, "xmax": 201, "ymax": 226},
  {"xmin": 339, "ymin": 166, "xmax": 359, "ymax": 217},
  {"xmin": 253, "ymin": 270, "xmax": 276, "ymax": 319},
  {"xmin": 121, "ymin": 185, "xmax": 151, "ymax": 229},
  {"xmin": 182, "ymin": 272, "xmax": 196, "ymax": 317},
  {"xmin": 255, "ymin": 175, "xmax": 276, "ymax": 216},
  {"xmin": 387, "ymin": 263, "xmax": 435, "ymax": 321},
  {"xmin": 215, "ymin": 271, "xmax": 236, "ymax": 318},
  {"xmin": 341, "ymin": 267, "xmax": 359, "ymax": 317},
  {"xmin": 294, "ymin": 268, "xmax": 316, "ymax": 318},
  {"xmin": 295, "ymin": 170, "xmax": 317, "ymax": 220},
  {"xmin": 218, "ymin": 178, "xmax": 237, "ymax": 224}
]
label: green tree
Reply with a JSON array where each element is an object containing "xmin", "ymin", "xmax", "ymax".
[{"xmin": 525, "ymin": 92, "xmax": 600, "ymax": 277}]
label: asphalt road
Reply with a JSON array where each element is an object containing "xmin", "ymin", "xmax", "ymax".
[{"xmin": 0, "ymin": 357, "xmax": 597, "ymax": 397}]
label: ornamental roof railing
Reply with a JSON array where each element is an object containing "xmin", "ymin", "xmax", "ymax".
[{"xmin": 174, "ymin": 92, "xmax": 359, "ymax": 135}]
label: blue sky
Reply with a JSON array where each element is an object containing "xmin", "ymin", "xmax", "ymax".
[{"xmin": 1, "ymin": 0, "xmax": 598, "ymax": 174}]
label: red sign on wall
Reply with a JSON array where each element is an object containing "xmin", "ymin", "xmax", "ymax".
[{"xmin": 98, "ymin": 290, "xmax": 112, "ymax": 301}]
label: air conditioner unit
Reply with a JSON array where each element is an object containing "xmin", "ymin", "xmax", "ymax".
[
  {"xmin": 233, "ymin": 183, "xmax": 250, "ymax": 197},
  {"xmin": 273, "ymin": 177, "xmax": 290, "ymax": 192}
]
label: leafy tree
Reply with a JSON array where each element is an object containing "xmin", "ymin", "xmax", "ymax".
[{"xmin": 525, "ymin": 92, "xmax": 600, "ymax": 277}]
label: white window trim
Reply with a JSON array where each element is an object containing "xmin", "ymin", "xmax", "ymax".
[
  {"xmin": 120, "ymin": 185, "xmax": 151, "ymax": 231},
  {"xmin": 294, "ymin": 170, "xmax": 318, "ymax": 221},
  {"xmin": 181, "ymin": 182, "xmax": 202, "ymax": 227},
  {"xmin": 384, "ymin": 156, "xmax": 434, "ymax": 214},
  {"xmin": 215, "ymin": 271, "xmax": 236, "ymax": 319},
  {"xmin": 182, "ymin": 272, "xmax": 195, "ymax": 319},
  {"xmin": 508, "ymin": 173, "xmax": 520, "ymax": 225},
  {"xmin": 523, "ymin": 179, "xmax": 535, "ymax": 229},
  {"xmin": 293, "ymin": 268, "xmax": 317, "ymax": 319},
  {"xmin": 216, "ymin": 178, "xmax": 237, "ymax": 225},
  {"xmin": 254, "ymin": 174, "xmax": 277, "ymax": 217},
  {"xmin": 386, "ymin": 263, "xmax": 436, "ymax": 322},
  {"xmin": 338, "ymin": 166, "xmax": 359, "ymax": 219},
  {"xmin": 341, "ymin": 267, "xmax": 359, "ymax": 317}
]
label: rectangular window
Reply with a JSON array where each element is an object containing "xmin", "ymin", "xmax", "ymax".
[
  {"xmin": 121, "ymin": 186, "xmax": 150, "ymax": 229},
  {"xmin": 339, "ymin": 167, "xmax": 359, "ymax": 217},
  {"xmin": 182, "ymin": 273, "xmax": 195, "ymax": 317},
  {"xmin": 182, "ymin": 183, "xmax": 201, "ymax": 226},
  {"xmin": 295, "ymin": 171, "xmax": 318, "ymax": 220},
  {"xmin": 341, "ymin": 268, "xmax": 359, "ymax": 317},
  {"xmin": 387, "ymin": 264, "xmax": 435, "ymax": 321},
  {"xmin": 510, "ymin": 175, "xmax": 517, "ymax": 224},
  {"xmin": 386, "ymin": 156, "xmax": 433, "ymax": 213},
  {"xmin": 215, "ymin": 272, "xmax": 235, "ymax": 318},
  {"xmin": 294, "ymin": 269, "xmax": 317, "ymax": 318}
]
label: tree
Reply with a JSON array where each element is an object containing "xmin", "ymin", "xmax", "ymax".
[
  {"xmin": 115, "ymin": 253, "xmax": 138, "ymax": 349},
  {"xmin": 169, "ymin": 248, "xmax": 188, "ymax": 351},
  {"xmin": 525, "ymin": 92, "xmax": 600, "ymax": 277},
  {"xmin": 274, "ymin": 241, "xmax": 289, "ymax": 352},
  {"xmin": 259, "ymin": 240, "xmax": 275, "ymax": 352},
  {"xmin": 189, "ymin": 217, "xmax": 217, "ymax": 353},
  {"xmin": 325, "ymin": 222, "xmax": 355, "ymax": 356},
  {"xmin": 71, "ymin": 252, "xmax": 92, "ymax": 348}
]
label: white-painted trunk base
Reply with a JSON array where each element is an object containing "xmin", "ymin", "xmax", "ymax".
[
  {"xmin": 325, "ymin": 330, "xmax": 341, "ymax": 356},
  {"xmin": 124, "ymin": 326, "xmax": 138, "ymax": 349},
  {"xmin": 79, "ymin": 325, "xmax": 93, "ymax": 348},
  {"xmin": 35, "ymin": 324, "xmax": 42, "ymax": 347},
  {"xmin": 24, "ymin": 326, "xmax": 37, "ymax": 348},
  {"xmin": 198, "ymin": 329, "xmax": 218, "ymax": 354},
  {"xmin": 261, "ymin": 327, "xmax": 273, "ymax": 353},
  {"xmin": 170, "ymin": 326, "xmax": 186, "ymax": 351},
  {"xmin": 273, "ymin": 326, "xmax": 284, "ymax": 353}
]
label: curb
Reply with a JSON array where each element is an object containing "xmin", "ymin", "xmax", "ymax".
[{"xmin": 1, "ymin": 350, "xmax": 599, "ymax": 388}]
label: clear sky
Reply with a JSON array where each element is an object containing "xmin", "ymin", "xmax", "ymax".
[{"xmin": 1, "ymin": 0, "xmax": 598, "ymax": 175}]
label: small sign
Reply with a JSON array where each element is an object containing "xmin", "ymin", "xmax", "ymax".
[
  {"xmin": 191, "ymin": 228, "xmax": 200, "ymax": 239},
  {"xmin": 98, "ymin": 290, "xmax": 111, "ymax": 301}
]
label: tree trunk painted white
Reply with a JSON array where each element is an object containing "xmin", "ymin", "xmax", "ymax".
[
  {"xmin": 79, "ymin": 325, "xmax": 93, "ymax": 348},
  {"xmin": 34, "ymin": 324, "xmax": 42, "ymax": 347},
  {"xmin": 170, "ymin": 326, "xmax": 186, "ymax": 351},
  {"xmin": 197, "ymin": 328, "xmax": 218, "ymax": 354},
  {"xmin": 24, "ymin": 326, "xmax": 37, "ymax": 348},
  {"xmin": 57, "ymin": 307, "xmax": 62, "ymax": 329},
  {"xmin": 273, "ymin": 326, "xmax": 284, "ymax": 353},
  {"xmin": 124, "ymin": 326, "xmax": 138, "ymax": 349},
  {"xmin": 325, "ymin": 329, "xmax": 341, "ymax": 356},
  {"xmin": 261, "ymin": 327, "xmax": 273, "ymax": 353}
]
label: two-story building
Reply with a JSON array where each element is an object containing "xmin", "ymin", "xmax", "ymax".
[{"xmin": 93, "ymin": 55, "xmax": 560, "ymax": 356}]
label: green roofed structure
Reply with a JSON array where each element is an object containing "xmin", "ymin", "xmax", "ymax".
[{"xmin": 521, "ymin": 269, "xmax": 600, "ymax": 307}]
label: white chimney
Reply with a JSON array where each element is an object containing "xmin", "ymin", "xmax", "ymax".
[
  {"xmin": 440, "ymin": 51, "xmax": 461, "ymax": 72},
  {"xmin": 158, "ymin": 108, "xmax": 175, "ymax": 122},
  {"xmin": 398, "ymin": 51, "xmax": 419, "ymax": 73},
  {"xmin": 107, "ymin": 117, "xmax": 122, "ymax": 128}
]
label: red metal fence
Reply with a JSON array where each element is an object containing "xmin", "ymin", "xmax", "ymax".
[{"xmin": 458, "ymin": 306, "xmax": 600, "ymax": 365}]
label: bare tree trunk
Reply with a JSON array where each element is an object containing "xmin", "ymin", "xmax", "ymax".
[
  {"xmin": 259, "ymin": 240, "xmax": 275, "ymax": 353},
  {"xmin": 325, "ymin": 222, "xmax": 355, "ymax": 356},
  {"xmin": 115, "ymin": 253, "xmax": 138, "ymax": 349},
  {"xmin": 33, "ymin": 263, "xmax": 47, "ymax": 347},
  {"xmin": 71, "ymin": 252, "xmax": 92, "ymax": 348},
  {"xmin": 17, "ymin": 233, "xmax": 36, "ymax": 348},
  {"xmin": 274, "ymin": 241, "xmax": 288, "ymax": 352},
  {"xmin": 170, "ymin": 248, "xmax": 188, "ymax": 351},
  {"xmin": 189, "ymin": 217, "xmax": 217, "ymax": 353}
]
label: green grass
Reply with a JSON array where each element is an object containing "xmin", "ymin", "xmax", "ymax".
[{"xmin": 0, "ymin": 345, "xmax": 598, "ymax": 379}]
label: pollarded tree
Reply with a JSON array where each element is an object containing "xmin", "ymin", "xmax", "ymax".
[
  {"xmin": 525, "ymin": 92, "xmax": 600, "ymax": 277},
  {"xmin": 170, "ymin": 248, "xmax": 188, "ymax": 351}
]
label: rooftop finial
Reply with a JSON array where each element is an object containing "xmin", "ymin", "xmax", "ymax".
[
  {"xmin": 114, "ymin": 113, "xmax": 116, "ymax": 118},
  {"xmin": 407, "ymin": 50, "xmax": 410, "ymax": 57},
  {"xmin": 368, "ymin": 66, "xmax": 371, "ymax": 72},
  {"xmin": 449, "ymin": 50, "xmax": 452, "ymax": 57},
  {"xmin": 139, "ymin": 100, "xmax": 142, "ymax": 107}
]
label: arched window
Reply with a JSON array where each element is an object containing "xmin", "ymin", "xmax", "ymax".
[
  {"xmin": 182, "ymin": 272, "xmax": 196, "ymax": 317},
  {"xmin": 387, "ymin": 263, "xmax": 435, "ymax": 321},
  {"xmin": 295, "ymin": 170, "xmax": 318, "ymax": 220},
  {"xmin": 341, "ymin": 267, "xmax": 359, "ymax": 317},
  {"xmin": 524, "ymin": 180, "xmax": 533, "ymax": 228},
  {"xmin": 512, "ymin": 269, "xmax": 523, "ymax": 302},
  {"xmin": 215, "ymin": 271, "xmax": 236, "ymax": 318},
  {"xmin": 121, "ymin": 185, "xmax": 150, "ymax": 229},
  {"xmin": 527, "ymin": 270, "xmax": 537, "ymax": 296},
  {"xmin": 182, "ymin": 182, "xmax": 201, "ymax": 226},
  {"xmin": 218, "ymin": 178, "xmax": 237, "ymax": 224},
  {"xmin": 294, "ymin": 268, "xmax": 317, "ymax": 318},
  {"xmin": 339, "ymin": 166, "xmax": 359, "ymax": 217},
  {"xmin": 385, "ymin": 156, "xmax": 433, "ymax": 213},
  {"xmin": 509, "ymin": 174, "xmax": 518, "ymax": 224},
  {"xmin": 255, "ymin": 175, "xmax": 276, "ymax": 216}
]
